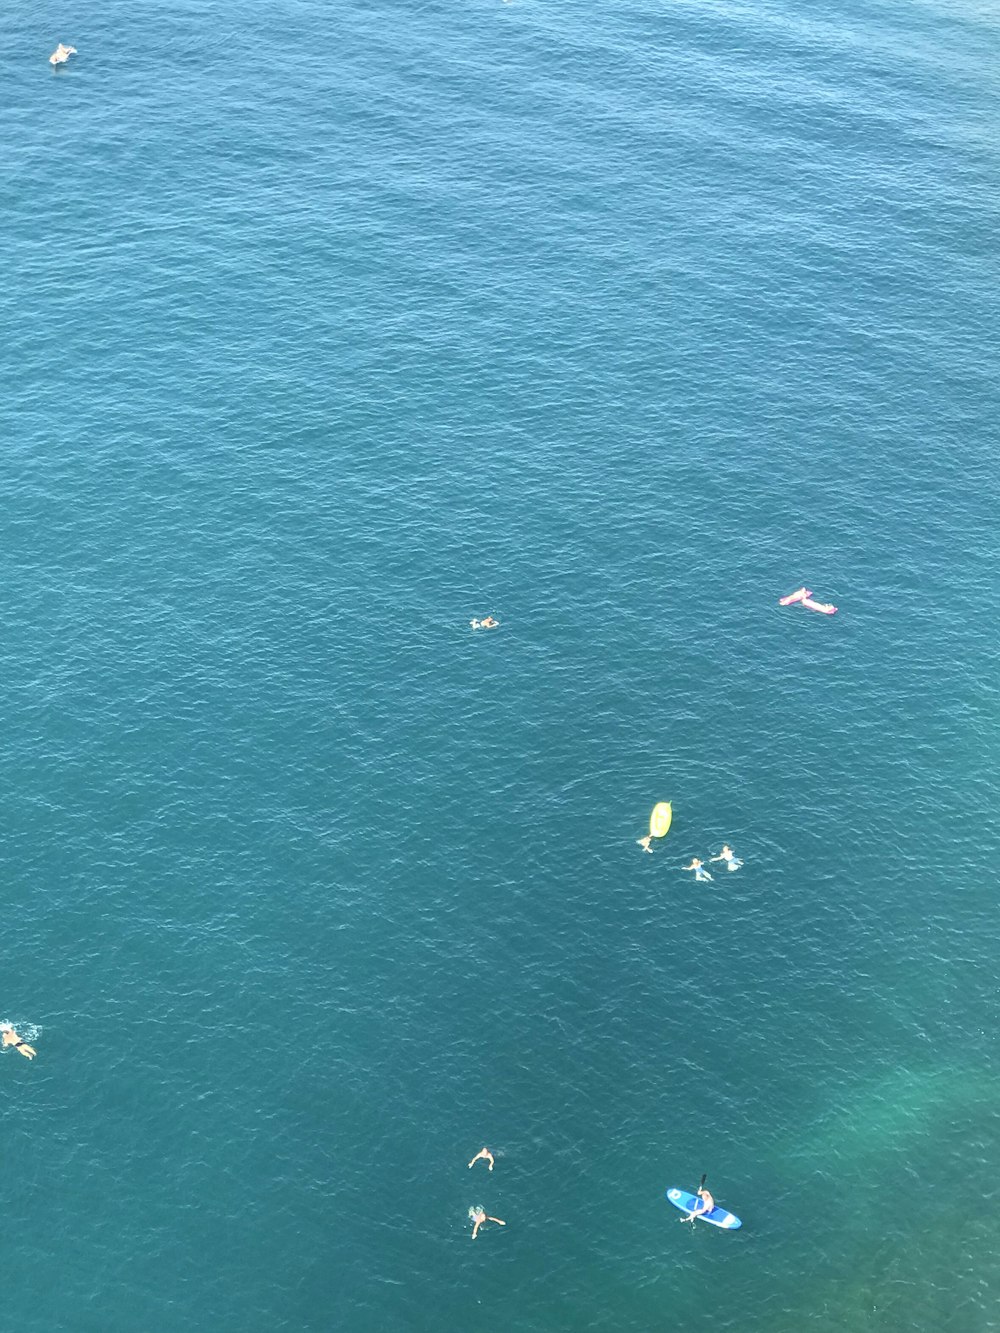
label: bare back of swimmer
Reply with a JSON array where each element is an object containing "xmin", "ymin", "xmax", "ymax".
[{"xmin": 1, "ymin": 1025, "xmax": 36, "ymax": 1059}]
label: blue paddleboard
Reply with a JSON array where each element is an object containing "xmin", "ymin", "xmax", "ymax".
[{"xmin": 666, "ymin": 1187, "xmax": 742, "ymax": 1230}]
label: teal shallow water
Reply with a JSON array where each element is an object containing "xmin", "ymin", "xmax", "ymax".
[{"xmin": 2, "ymin": 0, "xmax": 999, "ymax": 1329}]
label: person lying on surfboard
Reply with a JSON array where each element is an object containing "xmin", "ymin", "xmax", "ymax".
[
  {"xmin": 680, "ymin": 1185, "xmax": 715, "ymax": 1222},
  {"xmin": 682, "ymin": 858, "xmax": 713, "ymax": 882},
  {"xmin": 49, "ymin": 42, "xmax": 77, "ymax": 67},
  {"xmin": 710, "ymin": 845, "xmax": 743, "ymax": 872},
  {"xmin": 470, "ymin": 616, "xmax": 500, "ymax": 630}
]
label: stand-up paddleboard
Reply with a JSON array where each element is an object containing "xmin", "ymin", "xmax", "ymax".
[
  {"xmin": 665, "ymin": 1188, "xmax": 741, "ymax": 1230},
  {"xmin": 649, "ymin": 802, "xmax": 672, "ymax": 839}
]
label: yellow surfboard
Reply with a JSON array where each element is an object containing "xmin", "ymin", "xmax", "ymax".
[{"xmin": 649, "ymin": 802, "xmax": 673, "ymax": 839}]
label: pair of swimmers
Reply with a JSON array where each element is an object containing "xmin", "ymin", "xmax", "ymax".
[
  {"xmin": 683, "ymin": 846, "xmax": 743, "ymax": 882},
  {"xmin": 468, "ymin": 1147, "xmax": 505, "ymax": 1238},
  {"xmin": 470, "ymin": 616, "xmax": 499, "ymax": 630},
  {"xmin": 1, "ymin": 1025, "xmax": 36, "ymax": 1059}
]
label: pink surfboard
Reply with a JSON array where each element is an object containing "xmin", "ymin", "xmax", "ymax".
[
  {"xmin": 779, "ymin": 587, "xmax": 810, "ymax": 606},
  {"xmin": 801, "ymin": 596, "xmax": 837, "ymax": 615}
]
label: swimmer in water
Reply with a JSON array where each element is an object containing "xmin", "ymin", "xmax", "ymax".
[
  {"xmin": 468, "ymin": 1147, "xmax": 495, "ymax": 1171},
  {"xmin": 637, "ymin": 835, "xmax": 653, "ymax": 853},
  {"xmin": 710, "ymin": 845, "xmax": 743, "ymax": 872},
  {"xmin": 681, "ymin": 1185, "xmax": 715, "ymax": 1222},
  {"xmin": 682, "ymin": 858, "xmax": 713, "ymax": 882},
  {"xmin": 470, "ymin": 1206, "xmax": 506, "ymax": 1239},
  {"xmin": 1, "ymin": 1025, "xmax": 36, "ymax": 1059},
  {"xmin": 49, "ymin": 43, "xmax": 77, "ymax": 66}
]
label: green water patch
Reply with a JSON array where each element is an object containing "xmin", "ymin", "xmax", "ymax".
[
  {"xmin": 738, "ymin": 1061, "xmax": 1000, "ymax": 1332},
  {"xmin": 799, "ymin": 1061, "xmax": 991, "ymax": 1180}
]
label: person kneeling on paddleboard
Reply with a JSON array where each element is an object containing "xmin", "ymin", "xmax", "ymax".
[{"xmin": 681, "ymin": 1185, "xmax": 714, "ymax": 1222}]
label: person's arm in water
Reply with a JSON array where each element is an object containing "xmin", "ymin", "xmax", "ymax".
[{"xmin": 472, "ymin": 1214, "xmax": 484, "ymax": 1239}]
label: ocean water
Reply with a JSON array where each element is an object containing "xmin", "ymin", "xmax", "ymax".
[{"xmin": 2, "ymin": 0, "xmax": 998, "ymax": 1329}]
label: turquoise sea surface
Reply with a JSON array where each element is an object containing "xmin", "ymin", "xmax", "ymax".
[{"xmin": 2, "ymin": 0, "xmax": 999, "ymax": 1329}]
